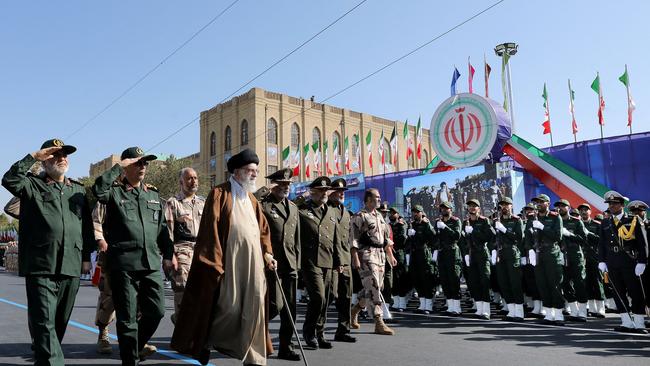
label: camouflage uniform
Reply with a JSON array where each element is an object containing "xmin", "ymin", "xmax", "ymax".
[
  {"xmin": 93, "ymin": 202, "xmax": 116, "ymax": 330},
  {"xmin": 165, "ymin": 193, "xmax": 205, "ymax": 322}
]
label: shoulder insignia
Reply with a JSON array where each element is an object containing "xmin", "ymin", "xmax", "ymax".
[
  {"xmin": 145, "ymin": 183, "xmax": 158, "ymax": 191},
  {"xmin": 68, "ymin": 178, "xmax": 84, "ymax": 186}
]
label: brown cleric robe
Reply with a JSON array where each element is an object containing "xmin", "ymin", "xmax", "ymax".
[{"xmin": 170, "ymin": 181, "xmax": 273, "ymax": 362}]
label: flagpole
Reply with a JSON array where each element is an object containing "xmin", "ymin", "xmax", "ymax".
[
  {"xmin": 625, "ymin": 64, "xmax": 632, "ymax": 135},
  {"xmin": 548, "ymin": 95, "xmax": 554, "ymax": 147}
]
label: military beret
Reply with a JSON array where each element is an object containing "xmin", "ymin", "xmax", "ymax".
[
  {"xmin": 227, "ymin": 148, "xmax": 259, "ymax": 173},
  {"xmin": 577, "ymin": 203, "xmax": 591, "ymax": 211},
  {"xmin": 532, "ymin": 194, "xmax": 550, "ymax": 203},
  {"xmin": 265, "ymin": 168, "xmax": 293, "ymax": 183},
  {"xmin": 466, "ymin": 199, "xmax": 481, "ymax": 207},
  {"xmin": 378, "ymin": 202, "xmax": 390, "ymax": 212},
  {"xmin": 628, "ymin": 200, "xmax": 649, "ymax": 211},
  {"xmin": 121, "ymin": 146, "xmax": 157, "ymax": 162},
  {"xmin": 330, "ymin": 178, "xmax": 348, "ymax": 191},
  {"xmin": 411, "ymin": 204, "xmax": 424, "ymax": 213},
  {"xmin": 439, "ymin": 201, "xmax": 452, "ymax": 209},
  {"xmin": 499, "ymin": 197, "xmax": 513, "ymax": 205},
  {"xmin": 554, "ymin": 199, "xmax": 571, "ymax": 207},
  {"xmin": 309, "ymin": 176, "xmax": 331, "ymax": 190},
  {"xmin": 41, "ymin": 138, "xmax": 76, "ymax": 155},
  {"xmin": 604, "ymin": 190, "xmax": 626, "ymax": 204}
]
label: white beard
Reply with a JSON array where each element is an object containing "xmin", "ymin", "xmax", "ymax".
[{"xmin": 241, "ymin": 180, "xmax": 257, "ymax": 193}]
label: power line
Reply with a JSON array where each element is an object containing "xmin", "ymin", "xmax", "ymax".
[
  {"xmin": 146, "ymin": 0, "xmax": 368, "ymax": 152},
  {"xmin": 150, "ymin": 0, "xmax": 506, "ymax": 172},
  {"xmin": 64, "ymin": 0, "xmax": 242, "ymax": 140}
]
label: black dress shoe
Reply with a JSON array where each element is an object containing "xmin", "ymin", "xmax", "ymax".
[
  {"xmin": 334, "ymin": 334, "xmax": 357, "ymax": 343},
  {"xmin": 317, "ymin": 338, "xmax": 333, "ymax": 349},
  {"xmin": 303, "ymin": 336, "xmax": 318, "ymax": 349},
  {"xmin": 278, "ymin": 348, "xmax": 301, "ymax": 361}
]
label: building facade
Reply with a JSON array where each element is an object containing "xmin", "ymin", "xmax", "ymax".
[{"xmin": 199, "ymin": 87, "xmax": 433, "ymax": 188}]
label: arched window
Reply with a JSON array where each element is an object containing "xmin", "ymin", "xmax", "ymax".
[
  {"xmin": 209, "ymin": 132, "xmax": 216, "ymax": 156},
  {"xmin": 224, "ymin": 125, "xmax": 232, "ymax": 152},
  {"xmin": 312, "ymin": 127, "xmax": 321, "ymax": 148},
  {"xmin": 241, "ymin": 119, "xmax": 249, "ymax": 146},
  {"xmin": 382, "ymin": 136, "xmax": 392, "ymax": 165},
  {"xmin": 267, "ymin": 118, "xmax": 278, "ymax": 144},
  {"xmin": 332, "ymin": 131, "xmax": 341, "ymax": 155},
  {"xmin": 291, "ymin": 123, "xmax": 300, "ymax": 151},
  {"xmin": 422, "ymin": 149, "xmax": 429, "ymax": 166}
]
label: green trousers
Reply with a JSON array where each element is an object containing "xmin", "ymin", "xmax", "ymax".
[
  {"xmin": 409, "ymin": 247, "xmax": 437, "ymax": 298},
  {"xmin": 562, "ymin": 246, "xmax": 588, "ymax": 303},
  {"xmin": 585, "ymin": 259, "xmax": 605, "ymax": 300},
  {"xmin": 25, "ymin": 274, "xmax": 80, "ymax": 366},
  {"xmin": 332, "ymin": 268, "xmax": 352, "ymax": 337},
  {"xmin": 438, "ymin": 247, "xmax": 461, "ymax": 300},
  {"xmin": 391, "ymin": 248, "xmax": 412, "ymax": 297},
  {"xmin": 110, "ymin": 269, "xmax": 165, "ymax": 365},
  {"xmin": 467, "ymin": 247, "xmax": 491, "ymax": 302},
  {"xmin": 302, "ymin": 265, "xmax": 333, "ymax": 339},
  {"xmin": 496, "ymin": 246, "xmax": 523, "ymax": 304},
  {"xmin": 534, "ymin": 246, "xmax": 565, "ymax": 309},
  {"xmin": 268, "ymin": 271, "xmax": 298, "ymax": 348}
]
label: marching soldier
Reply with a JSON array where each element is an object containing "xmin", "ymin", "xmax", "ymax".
[
  {"xmin": 598, "ymin": 191, "xmax": 648, "ymax": 333},
  {"xmin": 521, "ymin": 203, "xmax": 543, "ymax": 317},
  {"xmin": 494, "ymin": 197, "xmax": 525, "ymax": 321},
  {"xmin": 299, "ymin": 176, "xmax": 337, "ymax": 349},
  {"xmin": 434, "ymin": 201, "xmax": 463, "ymax": 316},
  {"xmin": 165, "ymin": 167, "xmax": 205, "ymax": 324},
  {"xmin": 460, "ymin": 199, "xmax": 495, "ymax": 320},
  {"xmin": 92, "ymin": 147, "xmax": 174, "ymax": 364},
  {"xmin": 328, "ymin": 178, "xmax": 357, "ymax": 343},
  {"xmin": 258, "ymin": 168, "xmax": 302, "ymax": 360},
  {"xmin": 406, "ymin": 205, "xmax": 436, "ymax": 314},
  {"xmin": 555, "ymin": 199, "xmax": 589, "ymax": 322},
  {"xmin": 350, "ymin": 188, "xmax": 396, "ymax": 335},
  {"xmin": 388, "ymin": 207, "xmax": 411, "ymax": 312},
  {"xmin": 628, "ymin": 200, "xmax": 649, "ymax": 320},
  {"xmin": 525, "ymin": 194, "xmax": 565, "ymax": 325},
  {"xmin": 578, "ymin": 203, "xmax": 606, "ymax": 318},
  {"xmin": 2, "ymin": 139, "xmax": 94, "ymax": 365}
]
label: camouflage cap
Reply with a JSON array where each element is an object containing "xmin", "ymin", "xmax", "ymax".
[
  {"xmin": 309, "ymin": 176, "xmax": 331, "ymax": 190},
  {"xmin": 439, "ymin": 201, "xmax": 453, "ymax": 209},
  {"xmin": 523, "ymin": 203, "xmax": 536, "ymax": 211},
  {"xmin": 378, "ymin": 202, "xmax": 390, "ymax": 212},
  {"xmin": 411, "ymin": 204, "xmax": 424, "ymax": 213},
  {"xmin": 499, "ymin": 197, "xmax": 513, "ymax": 205},
  {"xmin": 466, "ymin": 198, "xmax": 481, "ymax": 207},
  {"xmin": 120, "ymin": 146, "xmax": 157, "ymax": 162},
  {"xmin": 265, "ymin": 168, "xmax": 293, "ymax": 183},
  {"xmin": 41, "ymin": 138, "xmax": 77, "ymax": 155},
  {"xmin": 330, "ymin": 178, "xmax": 348, "ymax": 191},
  {"xmin": 577, "ymin": 203, "xmax": 591, "ymax": 211},
  {"xmin": 628, "ymin": 200, "xmax": 649, "ymax": 211},
  {"xmin": 554, "ymin": 199, "xmax": 571, "ymax": 208},
  {"xmin": 532, "ymin": 194, "xmax": 550, "ymax": 203},
  {"xmin": 389, "ymin": 206, "xmax": 400, "ymax": 214}
]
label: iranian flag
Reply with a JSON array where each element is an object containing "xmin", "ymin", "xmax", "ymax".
[
  {"xmin": 416, "ymin": 117, "xmax": 422, "ymax": 160},
  {"xmin": 333, "ymin": 138, "xmax": 341, "ymax": 175},
  {"xmin": 468, "ymin": 57, "xmax": 476, "ymax": 94},
  {"xmin": 344, "ymin": 136, "xmax": 350, "ymax": 172},
  {"xmin": 312, "ymin": 142, "xmax": 321, "ymax": 175},
  {"xmin": 324, "ymin": 140, "xmax": 332, "ymax": 175},
  {"xmin": 590, "ymin": 73, "xmax": 605, "ymax": 126},
  {"xmin": 292, "ymin": 149, "xmax": 300, "ymax": 176},
  {"xmin": 389, "ymin": 125, "xmax": 397, "ymax": 166},
  {"xmin": 365, "ymin": 130, "xmax": 373, "ymax": 168},
  {"xmin": 282, "ymin": 146, "xmax": 291, "ymax": 168},
  {"xmin": 403, "ymin": 120, "xmax": 413, "ymax": 160},
  {"xmin": 619, "ymin": 65, "xmax": 636, "ymax": 127},
  {"xmin": 303, "ymin": 143, "xmax": 311, "ymax": 178},
  {"xmin": 568, "ymin": 79, "xmax": 578, "ymax": 135},
  {"xmin": 542, "ymin": 83, "xmax": 551, "ymax": 135},
  {"xmin": 378, "ymin": 130, "xmax": 385, "ymax": 169}
]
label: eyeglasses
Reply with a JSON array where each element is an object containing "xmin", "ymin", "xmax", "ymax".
[{"xmin": 136, "ymin": 160, "xmax": 149, "ymax": 167}]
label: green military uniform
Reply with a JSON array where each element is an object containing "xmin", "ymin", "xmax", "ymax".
[
  {"xmin": 494, "ymin": 199, "xmax": 525, "ymax": 320},
  {"xmin": 299, "ymin": 176, "xmax": 338, "ymax": 348},
  {"xmin": 521, "ymin": 204, "xmax": 542, "ymax": 315},
  {"xmin": 92, "ymin": 147, "xmax": 173, "ymax": 365},
  {"xmin": 525, "ymin": 194, "xmax": 565, "ymax": 324},
  {"xmin": 388, "ymin": 207, "xmax": 411, "ymax": 311},
  {"xmin": 555, "ymin": 199, "xmax": 589, "ymax": 321},
  {"xmin": 257, "ymin": 168, "xmax": 302, "ymax": 359},
  {"xmin": 2, "ymin": 139, "xmax": 94, "ymax": 366},
  {"xmin": 434, "ymin": 202, "xmax": 463, "ymax": 315},
  {"xmin": 578, "ymin": 203, "xmax": 606, "ymax": 317},
  {"xmin": 407, "ymin": 205, "xmax": 437, "ymax": 313}
]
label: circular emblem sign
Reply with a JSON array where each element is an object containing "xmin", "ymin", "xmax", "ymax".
[{"xmin": 430, "ymin": 93, "xmax": 503, "ymax": 168}]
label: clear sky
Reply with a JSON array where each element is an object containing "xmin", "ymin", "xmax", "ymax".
[{"xmin": 1, "ymin": 0, "xmax": 647, "ymax": 207}]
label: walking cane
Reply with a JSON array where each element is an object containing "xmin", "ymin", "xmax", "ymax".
[
  {"xmin": 638, "ymin": 275, "xmax": 650, "ymax": 317},
  {"xmin": 273, "ymin": 269, "xmax": 309, "ymax": 366}
]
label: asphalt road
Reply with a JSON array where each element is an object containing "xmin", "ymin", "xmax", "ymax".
[{"xmin": 0, "ymin": 271, "xmax": 648, "ymax": 366}]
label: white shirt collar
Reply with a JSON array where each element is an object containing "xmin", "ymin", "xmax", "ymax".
[
  {"xmin": 614, "ymin": 212, "xmax": 624, "ymax": 221},
  {"xmin": 229, "ymin": 176, "xmax": 248, "ymax": 200}
]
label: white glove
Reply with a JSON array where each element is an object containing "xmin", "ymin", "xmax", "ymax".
[
  {"xmin": 559, "ymin": 253, "xmax": 566, "ymax": 266},
  {"xmin": 407, "ymin": 228, "xmax": 416, "ymax": 237},
  {"xmin": 561, "ymin": 228, "xmax": 572, "ymax": 237},
  {"xmin": 532, "ymin": 220, "xmax": 544, "ymax": 230},
  {"xmin": 528, "ymin": 249, "xmax": 537, "ymax": 266},
  {"xmin": 495, "ymin": 221, "xmax": 507, "ymax": 233},
  {"xmin": 464, "ymin": 254, "xmax": 470, "ymax": 267},
  {"xmin": 405, "ymin": 254, "xmax": 411, "ymax": 266},
  {"xmin": 432, "ymin": 250, "xmax": 439, "ymax": 263},
  {"xmin": 598, "ymin": 262, "xmax": 608, "ymax": 273},
  {"xmin": 520, "ymin": 257, "xmax": 527, "ymax": 265},
  {"xmin": 437, "ymin": 221, "xmax": 447, "ymax": 230},
  {"xmin": 490, "ymin": 249, "xmax": 497, "ymax": 265},
  {"xmin": 635, "ymin": 263, "xmax": 646, "ymax": 276},
  {"xmin": 464, "ymin": 226, "xmax": 474, "ymax": 234}
]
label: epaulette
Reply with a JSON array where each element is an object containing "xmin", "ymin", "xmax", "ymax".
[
  {"xmin": 288, "ymin": 200, "xmax": 297, "ymax": 207},
  {"xmin": 68, "ymin": 178, "xmax": 84, "ymax": 186},
  {"xmin": 112, "ymin": 180, "xmax": 124, "ymax": 187},
  {"xmin": 145, "ymin": 183, "xmax": 158, "ymax": 192}
]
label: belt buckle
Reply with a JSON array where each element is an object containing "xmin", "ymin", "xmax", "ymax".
[{"xmin": 612, "ymin": 246, "xmax": 620, "ymax": 253}]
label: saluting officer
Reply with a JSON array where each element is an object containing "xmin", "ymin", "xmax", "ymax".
[
  {"xmin": 2, "ymin": 139, "xmax": 94, "ymax": 365},
  {"xmin": 554, "ymin": 199, "xmax": 589, "ymax": 322},
  {"xmin": 92, "ymin": 147, "xmax": 174, "ymax": 364},
  {"xmin": 460, "ymin": 199, "xmax": 495, "ymax": 320},
  {"xmin": 299, "ymin": 176, "xmax": 338, "ymax": 349},
  {"xmin": 598, "ymin": 191, "xmax": 648, "ymax": 333},
  {"xmin": 328, "ymin": 178, "xmax": 357, "ymax": 343},
  {"xmin": 525, "ymin": 194, "xmax": 565, "ymax": 325},
  {"xmin": 258, "ymin": 168, "xmax": 302, "ymax": 360},
  {"xmin": 494, "ymin": 197, "xmax": 525, "ymax": 321},
  {"xmin": 434, "ymin": 201, "xmax": 463, "ymax": 316},
  {"xmin": 578, "ymin": 203, "xmax": 606, "ymax": 318}
]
